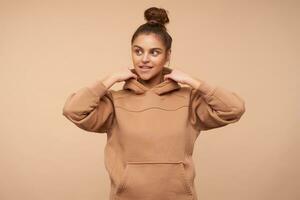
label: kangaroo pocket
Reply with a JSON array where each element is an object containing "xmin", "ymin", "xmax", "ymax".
[{"xmin": 115, "ymin": 161, "xmax": 193, "ymax": 200}]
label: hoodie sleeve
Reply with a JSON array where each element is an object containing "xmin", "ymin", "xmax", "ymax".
[
  {"xmin": 189, "ymin": 80, "xmax": 246, "ymax": 131},
  {"xmin": 62, "ymin": 80, "xmax": 115, "ymax": 133}
]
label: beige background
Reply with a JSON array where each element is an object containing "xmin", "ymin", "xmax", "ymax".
[{"xmin": 1, "ymin": 0, "xmax": 299, "ymax": 200}]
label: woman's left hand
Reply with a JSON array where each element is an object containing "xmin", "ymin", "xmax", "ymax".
[{"xmin": 164, "ymin": 68, "xmax": 202, "ymax": 88}]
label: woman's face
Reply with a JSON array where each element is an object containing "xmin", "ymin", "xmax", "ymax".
[{"xmin": 131, "ymin": 33, "xmax": 170, "ymax": 81}]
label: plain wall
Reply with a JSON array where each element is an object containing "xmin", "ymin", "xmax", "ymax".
[{"xmin": 0, "ymin": 0, "xmax": 299, "ymax": 200}]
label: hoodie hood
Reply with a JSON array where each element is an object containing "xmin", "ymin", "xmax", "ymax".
[{"xmin": 123, "ymin": 67, "xmax": 181, "ymax": 95}]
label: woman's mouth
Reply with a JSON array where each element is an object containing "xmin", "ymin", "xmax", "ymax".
[{"xmin": 139, "ymin": 65, "xmax": 153, "ymax": 72}]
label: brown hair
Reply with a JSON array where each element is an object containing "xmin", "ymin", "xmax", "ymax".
[{"xmin": 131, "ymin": 7, "xmax": 173, "ymax": 52}]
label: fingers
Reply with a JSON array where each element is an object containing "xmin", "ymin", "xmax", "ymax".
[
  {"xmin": 127, "ymin": 66, "xmax": 137, "ymax": 79},
  {"xmin": 132, "ymin": 73, "xmax": 138, "ymax": 79},
  {"xmin": 164, "ymin": 74, "xmax": 170, "ymax": 81},
  {"xmin": 127, "ymin": 66, "xmax": 134, "ymax": 70}
]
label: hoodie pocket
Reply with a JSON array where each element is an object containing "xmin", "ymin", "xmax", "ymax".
[{"xmin": 115, "ymin": 161, "xmax": 193, "ymax": 200}]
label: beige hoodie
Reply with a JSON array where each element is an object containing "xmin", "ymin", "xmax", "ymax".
[{"xmin": 62, "ymin": 67, "xmax": 245, "ymax": 200}]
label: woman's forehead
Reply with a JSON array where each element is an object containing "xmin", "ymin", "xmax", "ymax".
[{"xmin": 132, "ymin": 34, "xmax": 164, "ymax": 50}]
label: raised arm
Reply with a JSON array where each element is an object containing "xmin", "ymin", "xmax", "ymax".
[
  {"xmin": 62, "ymin": 75, "xmax": 118, "ymax": 133},
  {"xmin": 188, "ymin": 79, "xmax": 246, "ymax": 131}
]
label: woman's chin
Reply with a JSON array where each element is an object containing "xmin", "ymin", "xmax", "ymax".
[{"xmin": 137, "ymin": 73, "xmax": 152, "ymax": 80}]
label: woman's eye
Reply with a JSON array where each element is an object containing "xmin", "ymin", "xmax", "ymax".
[
  {"xmin": 135, "ymin": 50, "xmax": 142, "ymax": 55},
  {"xmin": 152, "ymin": 51, "xmax": 158, "ymax": 56},
  {"xmin": 134, "ymin": 49, "xmax": 160, "ymax": 56},
  {"xmin": 152, "ymin": 51, "xmax": 160, "ymax": 56}
]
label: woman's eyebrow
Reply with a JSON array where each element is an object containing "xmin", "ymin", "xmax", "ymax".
[{"xmin": 133, "ymin": 45, "xmax": 163, "ymax": 51}]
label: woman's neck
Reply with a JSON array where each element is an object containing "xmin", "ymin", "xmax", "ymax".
[{"xmin": 139, "ymin": 71, "xmax": 164, "ymax": 89}]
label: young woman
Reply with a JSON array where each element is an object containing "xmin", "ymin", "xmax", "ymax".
[{"xmin": 62, "ymin": 7, "xmax": 246, "ymax": 200}]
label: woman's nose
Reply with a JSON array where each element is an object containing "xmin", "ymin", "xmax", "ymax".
[{"xmin": 142, "ymin": 53, "xmax": 150, "ymax": 62}]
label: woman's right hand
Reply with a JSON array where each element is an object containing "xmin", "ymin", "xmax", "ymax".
[
  {"xmin": 113, "ymin": 67, "xmax": 138, "ymax": 83},
  {"xmin": 98, "ymin": 67, "xmax": 138, "ymax": 90}
]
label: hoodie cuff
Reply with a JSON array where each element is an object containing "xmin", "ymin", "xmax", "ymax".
[
  {"xmin": 86, "ymin": 80, "xmax": 108, "ymax": 97},
  {"xmin": 196, "ymin": 79, "xmax": 217, "ymax": 98}
]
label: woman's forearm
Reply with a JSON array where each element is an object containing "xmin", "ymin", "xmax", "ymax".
[
  {"xmin": 87, "ymin": 75, "xmax": 118, "ymax": 95},
  {"xmin": 101, "ymin": 75, "xmax": 119, "ymax": 89},
  {"xmin": 185, "ymin": 76, "xmax": 203, "ymax": 89}
]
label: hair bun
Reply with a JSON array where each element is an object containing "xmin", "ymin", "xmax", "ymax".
[{"xmin": 144, "ymin": 7, "xmax": 170, "ymax": 27}]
